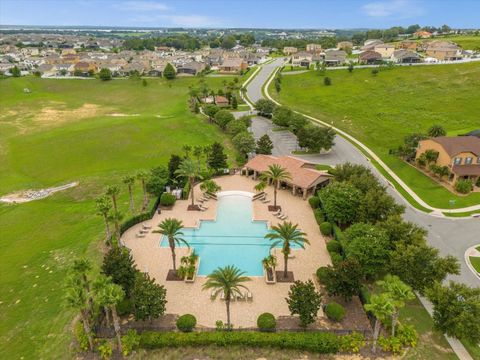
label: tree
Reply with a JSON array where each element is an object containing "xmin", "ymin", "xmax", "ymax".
[
  {"xmin": 272, "ymin": 106, "xmax": 293, "ymax": 127},
  {"xmin": 358, "ymin": 187, "xmax": 404, "ymax": 224},
  {"xmin": 424, "ymin": 149, "xmax": 439, "ymax": 164},
  {"xmin": 232, "ymin": 131, "xmax": 256, "ymax": 158},
  {"xmin": 202, "ymin": 265, "xmax": 250, "ymax": 329},
  {"xmin": 286, "ymin": 280, "xmax": 322, "ymax": 328},
  {"xmin": 238, "ymin": 114, "xmax": 252, "ymax": 128},
  {"xmin": 168, "ymin": 154, "xmax": 183, "ymax": 185},
  {"xmin": 200, "ymin": 179, "xmax": 221, "ymax": 194},
  {"xmin": 259, "ymin": 164, "xmax": 291, "ymax": 210},
  {"xmin": 154, "ymin": 218, "xmax": 188, "ymax": 271},
  {"xmin": 426, "ymin": 281, "xmax": 480, "ymax": 344},
  {"xmin": 122, "ymin": 175, "xmax": 136, "ymax": 213},
  {"xmin": 95, "ymin": 195, "xmax": 112, "ymax": 242},
  {"xmin": 135, "ymin": 171, "xmax": 149, "ymax": 209},
  {"xmin": 288, "ymin": 113, "xmax": 308, "ymax": 134},
  {"xmin": 175, "ymin": 158, "xmax": 203, "ymax": 207},
  {"xmin": 377, "ymin": 275, "xmax": 414, "ymax": 336},
  {"xmin": 348, "ymin": 63, "xmax": 354, "ymax": 73},
  {"xmin": 226, "ymin": 119, "xmax": 247, "ymax": 136},
  {"xmin": 319, "ymin": 182, "xmax": 362, "ymax": 227},
  {"xmin": 256, "ymin": 134, "xmax": 274, "ymax": 155},
  {"xmin": 320, "ymin": 259, "xmax": 363, "ymax": 301},
  {"xmin": 10, "ymin": 66, "xmax": 21, "ymax": 77},
  {"xmin": 203, "ymin": 104, "xmax": 219, "ymax": 122},
  {"xmin": 99, "ymin": 68, "xmax": 112, "ymax": 81},
  {"xmin": 145, "ymin": 166, "xmax": 168, "ymax": 197},
  {"xmin": 163, "ymin": 63, "xmax": 176, "ymax": 79},
  {"xmin": 297, "ymin": 124, "xmax": 335, "ymax": 152},
  {"xmin": 364, "ymin": 293, "xmax": 395, "ymax": 353},
  {"xmin": 254, "ymin": 181, "xmax": 267, "ymax": 193},
  {"xmin": 378, "ymin": 215, "xmax": 427, "ymax": 249},
  {"xmin": 221, "ymin": 35, "xmax": 236, "ymax": 49},
  {"xmin": 265, "ymin": 221, "xmax": 309, "ymax": 279},
  {"xmin": 427, "ymin": 125, "xmax": 446, "ymax": 138},
  {"xmin": 131, "ymin": 272, "xmax": 167, "ymax": 321},
  {"xmin": 71, "ymin": 259, "xmax": 94, "ymax": 316},
  {"xmin": 254, "ymin": 99, "xmax": 276, "ymax": 117},
  {"xmin": 102, "ymin": 247, "xmax": 137, "ymax": 297},
  {"xmin": 390, "ymin": 243, "xmax": 460, "ymax": 293},
  {"xmin": 231, "ymin": 95, "xmax": 238, "ymax": 109},
  {"xmin": 214, "ymin": 110, "xmax": 234, "ymax": 130},
  {"xmin": 207, "ymin": 142, "xmax": 228, "ymax": 171},
  {"xmin": 193, "ymin": 145, "xmax": 203, "ymax": 165},
  {"xmin": 106, "ymin": 185, "xmax": 120, "ymax": 237}
]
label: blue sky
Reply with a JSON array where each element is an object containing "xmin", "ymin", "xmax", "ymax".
[{"xmin": 1, "ymin": 0, "xmax": 479, "ymax": 29}]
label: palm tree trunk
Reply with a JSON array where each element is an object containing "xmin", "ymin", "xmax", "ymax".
[
  {"xmin": 170, "ymin": 241, "xmax": 177, "ymax": 271},
  {"xmin": 391, "ymin": 312, "xmax": 398, "ymax": 337},
  {"xmin": 112, "ymin": 195, "xmax": 118, "ymax": 213},
  {"xmin": 111, "ymin": 305, "xmax": 123, "ymax": 354},
  {"xmin": 226, "ymin": 297, "xmax": 231, "ymax": 330},
  {"xmin": 103, "ymin": 215, "xmax": 111, "ymax": 241},
  {"xmin": 114, "ymin": 219, "xmax": 120, "ymax": 240},
  {"xmin": 104, "ymin": 306, "xmax": 111, "ymax": 328},
  {"xmin": 141, "ymin": 179, "xmax": 147, "ymax": 208},
  {"xmin": 372, "ymin": 319, "xmax": 380, "ymax": 353},
  {"xmin": 283, "ymin": 253, "xmax": 288, "ymax": 279},
  {"xmin": 128, "ymin": 186, "xmax": 135, "ymax": 213},
  {"xmin": 273, "ymin": 181, "xmax": 278, "ymax": 208},
  {"xmin": 81, "ymin": 309, "xmax": 94, "ymax": 351},
  {"xmin": 190, "ymin": 177, "xmax": 195, "ymax": 206}
]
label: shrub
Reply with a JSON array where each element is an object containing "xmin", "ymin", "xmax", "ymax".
[
  {"xmin": 121, "ymin": 329, "xmax": 140, "ymax": 356},
  {"xmin": 257, "ymin": 312, "xmax": 276, "ymax": 332},
  {"xmin": 139, "ymin": 331, "xmax": 340, "ymax": 353},
  {"xmin": 359, "ymin": 285, "xmax": 371, "ymax": 304},
  {"xmin": 117, "ymin": 298, "xmax": 133, "ymax": 316},
  {"xmin": 160, "ymin": 192, "xmax": 176, "ymax": 206},
  {"xmin": 378, "ymin": 336, "xmax": 404, "ymax": 355},
  {"xmin": 332, "ymin": 224, "xmax": 344, "ymax": 242},
  {"xmin": 455, "ymin": 179, "xmax": 473, "ymax": 194},
  {"xmin": 397, "ymin": 324, "xmax": 418, "ymax": 348},
  {"xmin": 314, "ymin": 208, "xmax": 325, "ymax": 225},
  {"xmin": 308, "ymin": 196, "xmax": 321, "ymax": 209},
  {"xmin": 320, "ymin": 222, "xmax": 332, "ymax": 236},
  {"xmin": 176, "ymin": 314, "xmax": 197, "ymax": 332},
  {"xmin": 339, "ymin": 332, "xmax": 365, "ymax": 353},
  {"xmin": 326, "ymin": 240, "xmax": 342, "ymax": 254},
  {"xmin": 316, "ymin": 267, "xmax": 329, "ymax": 284},
  {"xmin": 324, "ymin": 77, "xmax": 332, "ymax": 85},
  {"xmin": 325, "ymin": 302, "xmax": 346, "ymax": 322},
  {"xmin": 97, "ymin": 340, "xmax": 113, "ymax": 360},
  {"xmin": 330, "ymin": 252, "xmax": 343, "ymax": 265},
  {"xmin": 74, "ymin": 322, "xmax": 91, "ymax": 352}
]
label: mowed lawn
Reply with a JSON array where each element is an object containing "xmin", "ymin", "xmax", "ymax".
[
  {"xmin": 272, "ymin": 63, "xmax": 480, "ymax": 209},
  {"xmin": 433, "ymin": 35, "xmax": 480, "ymax": 50},
  {"xmin": 0, "ymin": 76, "xmax": 237, "ymax": 359}
]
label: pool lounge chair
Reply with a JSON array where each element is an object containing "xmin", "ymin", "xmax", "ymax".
[
  {"xmin": 236, "ymin": 292, "xmax": 245, "ymax": 301},
  {"xmin": 136, "ymin": 233, "xmax": 146, "ymax": 238},
  {"xmin": 273, "ymin": 209, "xmax": 282, "ymax": 216},
  {"xmin": 220, "ymin": 291, "xmax": 225, "ymax": 300},
  {"xmin": 278, "ymin": 214, "xmax": 288, "ymax": 220},
  {"xmin": 246, "ymin": 291, "xmax": 253, "ymax": 301},
  {"xmin": 142, "ymin": 224, "xmax": 152, "ymax": 230},
  {"xmin": 261, "ymin": 198, "xmax": 270, "ymax": 204}
]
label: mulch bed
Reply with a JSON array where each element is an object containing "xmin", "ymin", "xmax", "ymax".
[
  {"xmin": 166, "ymin": 269, "xmax": 184, "ymax": 281},
  {"xmin": 268, "ymin": 205, "xmax": 281, "ymax": 212},
  {"xmin": 187, "ymin": 204, "xmax": 201, "ymax": 211},
  {"xmin": 275, "ymin": 271, "xmax": 294, "ymax": 283}
]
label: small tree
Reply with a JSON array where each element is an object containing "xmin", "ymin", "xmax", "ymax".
[
  {"xmin": 254, "ymin": 99, "xmax": 276, "ymax": 117},
  {"xmin": 136, "ymin": 171, "xmax": 149, "ymax": 207},
  {"xmin": 10, "ymin": 66, "xmax": 21, "ymax": 77},
  {"xmin": 232, "ymin": 131, "xmax": 256, "ymax": 158},
  {"xmin": 256, "ymin": 134, "xmax": 274, "ymax": 155},
  {"xmin": 259, "ymin": 164, "xmax": 291, "ymax": 210},
  {"xmin": 321, "ymin": 259, "xmax": 363, "ymax": 301},
  {"xmin": 95, "ymin": 195, "xmax": 112, "ymax": 242},
  {"xmin": 319, "ymin": 182, "xmax": 362, "ymax": 227},
  {"xmin": 142, "ymin": 79, "xmax": 148, "ymax": 87},
  {"xmin": 226, "ymin": 119, "xmax": 247, "ymax": 136},
  {"xmin": 348, "ymin": 63, "xmax": 354, "ymax": 73},
  {"xmin": 175, "ymin": 158, "xmax": 203, "ymax": 207},
  {"xmin": 231, "ymin": 95, "xmax": 238, "ymax": 109},
  {"xmin": 96, "ymin": 280, "xmax": 125, "ymax": 353},
  {"xmin": 99, "ymin": 68, "xmax": 112, "ymax": 81},
  {"xmin": 214, "ymin": 110, "xmax": 234, "ymax": 130},
  {"xmin": 102, "ymin": 247, "xmax": 137, "ymax": 297},
  {"xmin": 163, "ymin": 63, "xmax": 176, "ymax": 79},
  {"xmin": 427, "ymin": 125, "xmax": 446, "ymax": 137},
  {"xmin": 207, "ymin": 142, "xmax": 228, "ymax": 171},
  {"xmin": 203, "ymin": 103, "xmax": 220, "ymax": 122},
  {"xmin": 364, "ymin": 293, "xmax": 395, "ymax": 353},
  {"xmin": 286, "ymin": 280, "xmax": 322, "ymax": 328},
  {"xmin": 131, "ymin": 272, "xmax": 167, "ymax": 321},
  {"xmin": 154, "ymin": 218, "xmax": 189, "ymax": 271}
]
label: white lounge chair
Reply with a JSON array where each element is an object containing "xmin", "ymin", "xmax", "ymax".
[
  {"xmin": 136, "ymin": 233, "xmax": 146, "ymax": 238},
  {"xmin": 278, "ymin": 214, "xmax": 287, "ymax": 220},
  {"xmin": 246, "ymin": 291, "xmax": 253, "ymax": 301},
  {"xmin": 220, "ymin": 291, "xmax": 225, "ymax": 300}
]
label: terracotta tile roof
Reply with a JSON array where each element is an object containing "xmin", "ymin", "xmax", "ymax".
[
  {"xmin": 452, "ymin": 165, "xmax": 480, "ymax": 176},
  {"xmin": 244, "ymin": 155, "xmax": 329, "ymax": 189},
  {"xmin": 430, "ymin": 136, "xmax": 480, "ymax": 157}
]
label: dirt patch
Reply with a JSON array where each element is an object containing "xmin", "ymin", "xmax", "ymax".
[
  {"xmin": 107, "ymin": 113, "xmax": 140, "ymax": 117},
  {"xmin": 0, "ymin": 182, "xmax": 78, "ymax": 204},
  {"xmin": 34, "ymin": 103, "xmax": 101, "ymax": 125}
]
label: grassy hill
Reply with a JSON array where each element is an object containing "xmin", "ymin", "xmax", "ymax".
[
  {"xmin": 271, "ymin": 62, "xmax": 480, "ymax": 209},
  {"xmin": 0, "ymin": 76, "xmax": 237, "ymax": 359}
]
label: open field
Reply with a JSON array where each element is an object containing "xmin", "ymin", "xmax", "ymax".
[
  {"xmin": 0, "ymin": 76, "xmax": 237, "ymax": 359},
  {"xmin": 271, "ymin": 62, "xmax": 480, "ymax": 209}
]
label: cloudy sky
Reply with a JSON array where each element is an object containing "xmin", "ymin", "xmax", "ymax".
[{"xmin": 1, "ymin": 0, "xmax": 479, "ymax": 28}]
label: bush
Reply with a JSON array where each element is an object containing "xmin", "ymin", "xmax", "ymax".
[
  {"xmin": 140, "ymin": 331, "xmax": 340, "ymax": 354},
  {"xmin": 455, "ymin": 179, "xmax": 473, "ymax": 194},
  {"xmin": 378, "ymin": 336, "xmax": 404, "ymax": 355},
  {"xmin": 257, "ymin": 313, "xmax": 276, "ymax": 332},
  {"xmin": 326, "ymin": 240, "xmax": 342, "ymax": 254},
  {"xmin": 308, "ymin": 196, "xmax": 321, "ymax": 209},
  {"xmin": 320, "ymin": 222, "xmax": 332, "ymax": 236},
  {"xmin": 339, "ymin": 332, "xmax": 365, "ymax": 353},
  {"xmin": 74, "ymin": 322, "xmax": 91, "ymax": 352},
  {"xmin": 160, "ymin": 192, "xmax": 176, "ymax": 206},
  {"xmin": 359, "ymin": 285, "xmax": 371, "ymax": 304},
  {"xmin": 182, "ymin": 181, "xmax": 190, "ymax": 200},
  {"xmin": 332, "ymin": 224, "xmax": 344, "ymax": 242},
  {"xmin": 316, "ymin": 267, "xmax": 329, "ymax": 284},
  {"xmin": 121, "ymin": 329, "xmax": 140, "ymax": 356},
  {"xmin": 97, "ymin": 340, "xmax": 113, "ymax": 359},
  {"xmin": 325, "ymin": 302, "xmax": 346, "ymax": 322},
  {"xmin": 176, "ymin": 314, "xmax": 197, "ymax": 332},
  {"xmin": 330, "ymin": 252, "xmax": 344, "ymax": 265},
  {"xmin": 324, "ymin": 77, "xmax": 332, "ymax": 86},
  {"xmin": 314, "ymin": 208, "xmax": 325, "ymax": 225},
  {"xmin": 117, "ymin": 298, "xmax": 133, "ymax": 316}
]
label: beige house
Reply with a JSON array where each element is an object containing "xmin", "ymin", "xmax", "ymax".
[
  {"xmin": 373, "ymin": 44, "xmax": 395, "ymax": 59},
  {"xmin": 425, "ymin": 41, "xmax": 462, "ymax": 61},
  {"xmin": 283, "ymin": 46, "xmax": 298, "ymax": 55},
  {"xmin": 306, "ymin": 43, "xmax": 322, "ymax": 53},
  {"xmin": 291, "ymin": 51, "xmax": 313, "ymax": 66},
  {"xmin": 219, "ymin": 58, "xmax": 248, "ymax": 73},
  {"xmin": 416, "ymin": 136, "xmax": 480, "ymax": 184},
  {"xmin": 337, "ymin": 41, "xmax": 353, "ymax": 51}
]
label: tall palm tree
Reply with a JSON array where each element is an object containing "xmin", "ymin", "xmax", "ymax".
[
  {"xmin": 136, "ymin": 171, "xmax": 148, "ymax": 210},
  {"xmin": 96, "ymin": 279, "xmax": 125, "ymax": 353},
  {"xmin": 175, "ymin": 158, "xmax": 203, "ymax": 208},
  {"xmin": 193, "ymin": 145, "xmax": 203, "ymax": 165},
  {"xmin": 64, "ymin": 275, "xmax": 94, "ymax": 351},
  {"xmin": 364, "ymin": 293, "xmax": 395, "ymax": 353},
  {"xmin": 111, "ymin": 210, "xmax": 123, "ymax": 241},
  {"xmin": 183, "ymin": 144, "xmax": 192, "ymax": 158},
  {"xmin": 106, "ymin": 185, "xmax": 120, "ymax": 213},
  {"xmin": 265, "ymin": 221, "xmax": 309, "ymax": 279},
  {"xmin": 202, "ymin": 265, "xmax": 250, "ymax": 329},
  {"xmin": 376, "ymin": 275, "xmax": 414, "ymax": 336},
  {"xmin": 260, "ymin": 164, "xmax": 291, "ymax": 210},
  {"xmin": 154, "ymin": 218, "xmax": 189, "ymax": 271},
  {"xmin": 254, "ymin": 181, "xmax": 267, "ymax": 193},
  {"xmin": 72, "ymin": 259, "xmax": 94, "ymax": 316},
  {"xmin": 92, "ymin": 275, "xmax": 112, "ymax": 328},
  {"xmin": 95, "ymin": 195, "xmax": 112, "ymax": 242},
  {"xmin": 122, "ymin": 175, "xmax": 136, "ymax": 213}
]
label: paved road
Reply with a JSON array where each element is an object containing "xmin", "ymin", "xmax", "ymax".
[{"xmin": 246, "ymin": 61, "xmax": 480, "ymax": 288}]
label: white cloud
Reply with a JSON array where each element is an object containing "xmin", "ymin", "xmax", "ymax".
[
  {"xmin": 362, "ymin": 0, "xmax": 424, "ymax": 18},
  {"xmin": 115, "ymin": 1, "xmax": 169, "ymax": 12}
]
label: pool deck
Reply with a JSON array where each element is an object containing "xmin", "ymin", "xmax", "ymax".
[{"xmin": 122, "ymin": 174, "xmax": 331, "ymax": 328}]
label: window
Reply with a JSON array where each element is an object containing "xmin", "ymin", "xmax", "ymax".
[
  {"xmin": 453, "ymin": 157, "xmax": 462, "ymax": 165},
  {"xmin": 465, "ymin": 157, "xmax": 473, "ymax": 165}
]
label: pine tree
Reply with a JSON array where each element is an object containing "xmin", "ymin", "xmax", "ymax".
[
  {"xmin": 207, "ymin": 142, "xmax": 228, "ymax": 171},
  {"xmin": 256, "ymin": 134, "xmax": 274, "ymax": 155},
  {"xmin": 231, "ymin": 95, "xmax": 238, "ymax": 109},
  {"xmin": 163, "ymin": 63, "xmax": 176, "ymax": 80}
]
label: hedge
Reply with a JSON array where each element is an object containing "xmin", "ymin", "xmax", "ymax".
[
  {"xmin": 332, "ymin": 224, "xmax": 344, "ymax": 243},
  {"xmin": 314, "ymin": 208, "xmax": 325, "ymax": 225},
  {"xmin": 160, "ymin": 192, "xmax": 176, "ymax": 206},
  {"xmin": 326, "ymin": 240, "xmax": 342, "ymax": 254},
  {"xmin": 119, "ymin": 195, "xmax": 160, "ymax": 235},
  {"xmin": 140, "ymin": 331, "xmax": 340, "ymax": 353},
  {"xmin": 320, "ymin": 222, "xmax": 332, "ymax": 236},
  {"xmin": 308, "ymin": 196, "xmax": 320, "ymax": 209}
]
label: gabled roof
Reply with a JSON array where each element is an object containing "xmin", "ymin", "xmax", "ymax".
[{"xmin": 429, "ymin": 136, "xmax": 480, "ymax": 157}]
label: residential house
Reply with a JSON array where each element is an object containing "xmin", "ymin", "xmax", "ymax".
[
  {"xmin": 74, "ymin": 61, "xmax": 97, "ymax": 75},
  {"xmin": 359, "ymin": 51, "xmax": 382, "ymax": 64},
  {"xmin": 414, "ymin": 31, "xmax": 432, "ymax": 39},
  {"xmin": 219, "ymin": 58, "xmax": 247, "ymax": 73},
  {"xmin": 283, "ymin": 46, "xmax": 298, "ymax": 55},
  {"xmin": 398, "ymin": 40, "xmax": 418, "ymax": 51},
  {"xmin": 337, "ymin": 41, "xmax": 353, "ymax": 51},
  {"xmin": 361, "ymin": 39, "xmax": 384, "ymax": 51},
  {"xmin": 374, "ymin": 44, "xmax": 395, "ymax": 59},
  {"xmin": 306, "ymin": 43, "xmax": 322, "ymax": 53},
  {"xmin": 61, "ymin": 53, "xmax": 80, "ymax": 64},
  {"xmin": 291, "ymin": 51, "xmax": 313, "ymax": 67},
  {"xmin": 425, "ymin": 41, "xmax": 462, "ymax": 61},
  {"xmin": 324, "ymin": 50, "xmax": 346, "ymax": 66},
  {"xmin": 177, "ymin": 61, "xmax": 205, "ymax": 76},
  {"xmin": 391, "ymin": 50, "xmax": 421, "ymax": 63},
  {"xmin": 215, "ymin": 95, "xmax": 229, "ymax": 107},
  {"xmin": 416, "ymin": 136, "xmax": 480, "ymax": 185}
]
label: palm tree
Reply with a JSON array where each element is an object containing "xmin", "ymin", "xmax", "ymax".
[
  {"xmin": 200, "ymin": 179, "xmax": 221, "ymax": 194},
  {"xmin": 376, "ymin": 275, "xmax": 414, "ymax": 336},
  {"xmin": 92, "ymin": 275, "xmax": 112, "ymax": 328},
  {"xmin": 202, "ymin": 265, "xmax": 250, "ymax": 329},
  {"xmin": 364, "ymin": 293, "xmax": 395, "ymax": 353},
  {"xmin": 95, "ymin": 195, "xmax": 112, "ymax": 242},
  {"xmin": 106, "ymin": 185, "xmax": 120, "ymax": 213},
  {"xmin": 154, "ymin": 218, "xmax": 189, "ymax": 271},
  {"xmin": 193, "ymin": 145, "xmax": 203, "ymax": 165},
  {"xmin": 265, "ymin": 221, "xmax": 309, "ymax": 279},
  {"xmin": 111, "ymin": 210, "xmax": 123, "ymax": 240},
  {"xmin": 183, "ymin": 144, "xmax": 192, "ymax": 158},
  {"xmin": 260, "ymin": 164, "xmax": 291, "ymax": 210},
  {"xmin": 254, "ymin": 181, "xmax": 267, "ymax": 193},
  {"xmin": 122, "ymin": 175, "xmax": 136, "ymax": 213},
  {"xmin": 72, "ymin": 259, "xmax": 94, "ymax": 316},
  {"xmin": 64, "ymin": 275, "xmax": 94, "ymax": 351},
  {"xmin": 175, "ymin": 158, "xmax": 203, "ymax": 208},
  {"xmin": 136, "ymin": 171, "xmax": 148, "ymax": 210},
  {"xmin": 96, "ymin": 279, "xmax": 125, "ymax": 353}
]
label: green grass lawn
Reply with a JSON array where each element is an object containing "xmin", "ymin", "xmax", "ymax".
[
  {"xmin": 0, "ymin": 76, "xmax": 237, "ymax": 359},
  {"xmin": 469, "ymin": 256, "xmax": 480, "ymax": 273},
  {"xmin": 271, "ymin": 62, "xmax": 480, "ymax": 209},
  {"xmin": 432, "ymin": 35, "xmax": 480, "ymax": 50}
]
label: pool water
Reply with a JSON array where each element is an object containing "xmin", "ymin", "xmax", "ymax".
[{"xmin": 160, "ymin": 192, "xmax": 287, "ymax": 276}]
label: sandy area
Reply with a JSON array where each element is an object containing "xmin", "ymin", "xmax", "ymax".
[
  {"xmin": 122, "ymin": 174, "xmax": 331, "ymax": 328},
  {"xmin": 34, "ymin": 103, "xmax": 101, "ymax": 125},
  {"xmin": 0, "ymin": 182, "xmax": 78, "ymax": 203}
]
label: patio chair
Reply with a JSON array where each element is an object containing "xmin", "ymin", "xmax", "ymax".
[
  {"xmin": 278, "ymin": 214, "xmax": 288, "ymax": 220},
  {"xmin": 220, "ymin": 291, "xmax": 225, "ymax": 300},
  {"xmin": 142, "ymin": 224, "xmax": 152, "ymax": 230},
  {"xmin": 261, "ymin": 199, "xmax": 270, "ymax": 204},
  {"xmin": 273, "ymin": 209, "xmax": 282, "ymax": 216},
  {"xmin": 236, "ymin": 292, "xmax": 245, "ymax": 301},
  {"xmin": 211, "ymin": 290, "xmax": 216, "ymax": 300},
  {"xmin": 136, "ymin": 233, "xmax": 146, "ymax": 238},
  {"xmin": 246, "ymin": 291, "xmax": 253, "ymax": 301}
]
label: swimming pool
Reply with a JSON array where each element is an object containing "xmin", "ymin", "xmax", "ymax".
[{"xmin": 160, "ymin": 191, "xmax": 283, "ymax": 276}]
